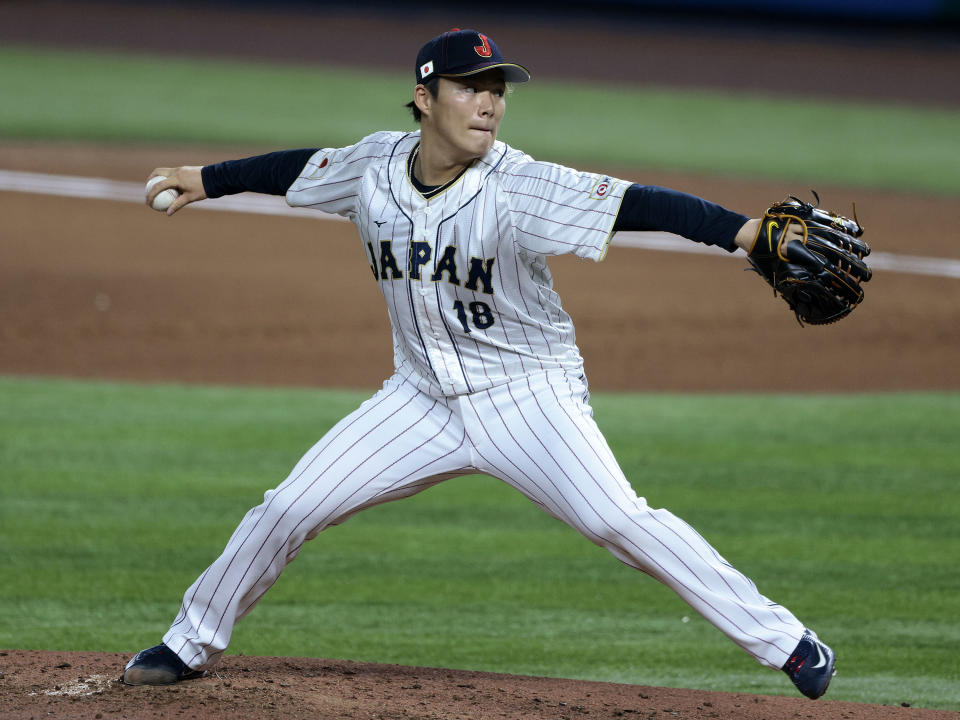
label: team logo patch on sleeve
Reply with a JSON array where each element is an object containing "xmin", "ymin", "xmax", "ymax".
[
  {"xmin": 589, "ymin": 176, "xmax": 614, "ymax": 200},
  {"xmin": 307, "ymin": 155, "xmax": 331, "ymax": 179}
]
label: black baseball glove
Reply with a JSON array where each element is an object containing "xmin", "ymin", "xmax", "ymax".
[{"xmin": 747, "ymin": 192, "xmax": 871, "ymax": 325}]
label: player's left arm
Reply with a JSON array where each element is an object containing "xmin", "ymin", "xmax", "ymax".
[
  {"xmin": 612, "ymin": 184, "xmax": 799, "ymax": 252},
  {"xmin": 733, "ymin": 218, "xmax": 760, "ymax": 251}
]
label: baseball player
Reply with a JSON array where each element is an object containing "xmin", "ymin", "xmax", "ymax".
[{"xmin": 125, "ymin": 29, "xmax": 836, "ymax": 700}]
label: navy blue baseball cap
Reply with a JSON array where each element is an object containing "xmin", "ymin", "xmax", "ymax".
[{"xmin": 415, "ymin": 28, "xmax": 530, "ymax": 84}]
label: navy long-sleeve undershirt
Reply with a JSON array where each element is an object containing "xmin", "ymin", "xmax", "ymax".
[
  {"xmin": 201, "ymin": 150, "xmax": 748, "ymax": 251},
  {"xmin": 201, "ymin": 149, "xmax": 317, "ymax": 199},
  {"xmin": 612, "ymin": 184, "xmax": 747, "ymax": 252}
]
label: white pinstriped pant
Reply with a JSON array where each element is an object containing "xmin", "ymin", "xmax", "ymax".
[{"xmin": 164, "ymin": 370, "xmax": 804, "ymax": 672}]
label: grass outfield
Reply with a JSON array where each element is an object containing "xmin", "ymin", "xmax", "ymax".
[
  {"xmin": 1, "ymin": 376, "xmax": 957, "ymax": 709},
  {"xmin": 2, "ymin": 46, "xmax": 960, "ymax": 194}
]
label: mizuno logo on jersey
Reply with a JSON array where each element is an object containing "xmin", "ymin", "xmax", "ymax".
[{"xmin": 365, "ymin": 240, "xmax": 496, "ymax": 294}]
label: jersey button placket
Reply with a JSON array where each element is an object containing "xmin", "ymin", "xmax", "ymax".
[{"xmin": 415, "ymin": 208, "xmax": 448, "ymax": 382}]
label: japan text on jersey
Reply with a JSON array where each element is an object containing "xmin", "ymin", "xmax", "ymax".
[{"xmin": 287, "ymin": 131, "xmax": 628, "ymax": 397}]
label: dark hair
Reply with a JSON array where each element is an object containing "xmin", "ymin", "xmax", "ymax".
[{"xmin": 406, "ymin": 77, "xmax": 439, "ymax": 123}]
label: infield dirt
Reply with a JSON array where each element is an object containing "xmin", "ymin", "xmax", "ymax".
[
  {"xmin": 1, "ymin": 3, "xmax": 958, "ymax": 719},
  {"xmin": 2, "ymin": 140, "xmax": 958, "ymax": 393}
]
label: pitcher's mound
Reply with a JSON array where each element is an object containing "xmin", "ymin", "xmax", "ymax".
[{"xmin": 0, "ymin": 649, "xmax": 950, "ymax": 720}]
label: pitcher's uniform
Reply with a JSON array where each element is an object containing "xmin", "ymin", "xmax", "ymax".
[{"xmin": 162, "ymin": 130, "xmax": 806, "ymax": 673}]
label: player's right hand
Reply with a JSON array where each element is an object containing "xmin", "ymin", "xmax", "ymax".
[{"xmin": 146, "ymin": 166, "xmax": 207, "ymax": 216}]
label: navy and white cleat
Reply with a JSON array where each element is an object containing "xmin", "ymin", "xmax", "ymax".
[
  {"xmin": 122, "ymin": 643, "xmax": 207, "ymax": 686},
  {"xmin": 782, "ymin": 630, "xmax": 836, "ymax": 699}
]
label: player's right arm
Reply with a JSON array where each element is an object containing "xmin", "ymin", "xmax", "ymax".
[
  {"xmin": 146, "ymin": 149, "xmax": 318, "ymax": 216},
  {"xmin": 150, "ymin": 132, "xmax": 401, "ymax": 218}
]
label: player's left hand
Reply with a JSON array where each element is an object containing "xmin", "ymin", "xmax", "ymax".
[
  {"xmin": 735, "ymin": 218, "xmax": 803, "ymax": 251},
  {"xmin": 742, "ymin": 193, "xmax": 871, "ymax": 325}
]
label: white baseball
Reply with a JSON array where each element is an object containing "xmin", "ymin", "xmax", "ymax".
[{"xmin": 145, "ymin": 175, "xmax": 180, "ymax": 212}]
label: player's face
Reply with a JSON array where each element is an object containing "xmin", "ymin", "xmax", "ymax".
[{"xmin": 426, "ymin": 73, "xmax": 506, "ymax": 162}]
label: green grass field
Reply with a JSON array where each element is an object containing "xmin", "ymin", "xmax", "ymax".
[
  {"xmin": 2, "ymin": 46, "xmax": 959, "ymax": 194},
  {"xmin": 1, "ymin": 377, "xmax": 957, "ymax": 709}
]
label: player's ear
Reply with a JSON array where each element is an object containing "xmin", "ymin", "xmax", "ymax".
[{"xmin": 413, "ymin": 84, "xmax": 433, "ymax": 119}]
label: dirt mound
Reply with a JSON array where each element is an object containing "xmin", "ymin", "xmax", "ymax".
[{"xmin": 3, "ymin": 649, "xmax": 954, "ymax": 720}]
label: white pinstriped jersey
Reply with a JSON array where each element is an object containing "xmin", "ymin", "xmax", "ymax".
[{"xmin": 286, "ymin": 130, "xmax": 628, "ymax": 397}]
